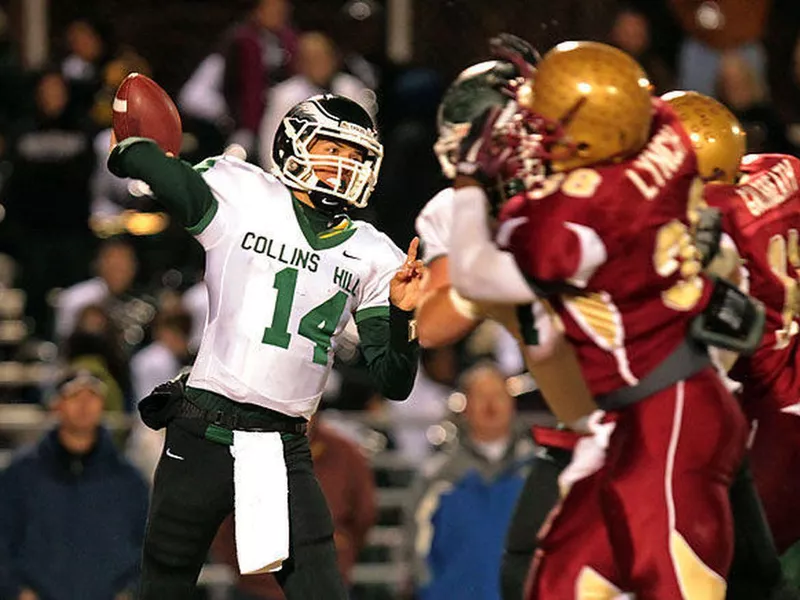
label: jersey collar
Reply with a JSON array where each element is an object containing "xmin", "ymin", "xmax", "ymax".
[{"xmin": 291, "ymin": 194, "xmax": 357, "ymax": 250}]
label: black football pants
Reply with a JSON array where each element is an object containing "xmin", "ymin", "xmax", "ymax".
[
  {"xmin": 499, "ymin": 450, "xmax": 798, "ymax": 600},
  {"xmin": 137, "ymin": 417, "xmax": 347, "ymax": 600}
]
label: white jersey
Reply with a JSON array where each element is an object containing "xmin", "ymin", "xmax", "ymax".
[
  {"xmin": 188, "ymin": 156, "xmax": 404, "ymax": 418},
  {"xmin": 415, "ymin": 187, "xmax": 454, "ymax": 265},
  {"xmin": 415, "ymin": 186, "xmax": 561, "ymax": 357}
]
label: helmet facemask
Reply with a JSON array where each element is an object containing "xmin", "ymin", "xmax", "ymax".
[{"xmin": 276, "ymin": 116, "xmax": 383, "ymax": 212}]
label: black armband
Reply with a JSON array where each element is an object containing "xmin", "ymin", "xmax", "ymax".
[
  {"xmin": 390, "ymin": 304, "xmax": 418, "ymax": 346},
  {"xmin": 690, "ymin": 277, "xmax": 766, "ymax": 354}
]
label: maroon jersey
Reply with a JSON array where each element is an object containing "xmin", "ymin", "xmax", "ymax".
[
  {"xmin": 498, "ymin": 99, "xmax": 712, "ymax": 396},
  {"xmin": 705, "ymin": 154, "xmax": 800, "ymax": 405}
]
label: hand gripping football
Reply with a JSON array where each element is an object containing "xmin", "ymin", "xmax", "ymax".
[{"xmin": 112, "ymin": 73, "xmax": 183, "ymax": 155}]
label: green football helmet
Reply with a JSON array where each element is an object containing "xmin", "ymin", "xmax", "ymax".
[{"xmin": 434, "ymin": 59, "xmax": 521, "ymax": 180}]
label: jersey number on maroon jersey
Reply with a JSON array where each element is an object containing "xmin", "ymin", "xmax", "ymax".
[
  {"xmin": 653, "ymin": 220, "xmax": 704, "ymax": 311},
  {"xmin": 526, "ymin": 168, "xmax": 603, "ymax": 200},
  {"xmin": 767, "ymin": 230, "xmax": 800, "ymax": 349}
]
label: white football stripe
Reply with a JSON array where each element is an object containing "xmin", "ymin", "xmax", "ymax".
[{"xmin": 113, "ymin": 98, "xmax": 128, "ymax": 113}]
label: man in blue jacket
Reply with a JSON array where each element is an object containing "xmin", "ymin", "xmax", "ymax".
[
  {"xmin": 0, "ymin": 369, "xmax": 149, "ymax": 600},
  {"xmin": 406, "ymin": 361, "xmax": 535, "ymax": 600}
]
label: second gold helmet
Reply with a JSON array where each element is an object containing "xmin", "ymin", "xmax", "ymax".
[
  {"xmin": 521, "ymin": 41, "xmax": 653, "ymax": 172},
  {"xmin": 661, "ymin": 90, "xmax": 746, "ymax": 184}
]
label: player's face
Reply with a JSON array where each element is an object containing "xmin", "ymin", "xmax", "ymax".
[{"xmin": 308, "ymin": 137, "xmax": 366, "ymax": 188}]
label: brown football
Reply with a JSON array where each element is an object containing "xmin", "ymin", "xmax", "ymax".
[{"xmin": 112, "ymin": 73, "xmax": 183, "ymax": 155}]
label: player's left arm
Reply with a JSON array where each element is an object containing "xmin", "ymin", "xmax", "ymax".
[
  {"xmin": 448, "ymin": 182, "xmax": 539, "ymax": 304},
  {"xmin": 355, "ymin": 239, "xmax": 422, "ymax": 400}
]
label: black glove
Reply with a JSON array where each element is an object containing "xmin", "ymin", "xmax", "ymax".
[
  {"xmin": 694, "ymin": 207, "xmax": 723, "ymax": 268},
  {"xmin": 137, "ymin": 370, "xmax": 189, "ymax": 431}
]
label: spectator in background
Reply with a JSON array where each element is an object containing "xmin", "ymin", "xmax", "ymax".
[
  {"xmin": 61, "ymin": 19, "xmax": 111, "ymax": 115},
  {"xmin": 55, "ymin": 236, "xmax": 138, "ymax": 342},
  {"xmin": 211, "ymin": 415, "xmax": 377, "ymax": 599},
  {"xmin": 336, "ymin": 0, "xmax": 385, "ymax": 93},
  {"xmin": 61, "ymin": 303, "xmax": 130, "ymax": 413},
  {"xmin": 126, "ymin": 309, "xmax": 192, "ymax": 481},
  {"xmin": 0, "ymin": 368, "xmax": 148, "ymax": 600},
  {"xmin": 4, "ymin": 69, "xmax": 96, "ymax": 338},
  {"xmin": 670, "ymin": 0, "xmax": 770, "ymax": 96},
  {"xmin": 405, "ymin": 361, "xmax": 534, "ymax": 600},
  {"xmin": 61, "ymin": 19, "xmax": 109, "ymax": 87},
  {"xmin": 130, "ymin": 308, "xmax": 192, "ymax": 402},
  {"xmin": 223, "ymin": 0, "xmax": 298, "ymax": 157},
  {"xmin": 716, "ymin": 50, "xmax": 790, "ymax": 153},
  {"xmin": 609, "ymin": 6, "xmax": 675, "ymax": 93},
  {"xmin": 258, "ymin": 31, "xmax": 376, "ymax": 168}
]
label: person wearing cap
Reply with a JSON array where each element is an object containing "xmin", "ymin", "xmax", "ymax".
[{"xmin": 0, "ymin": 369, "xmax": 148, "ymax": 600}]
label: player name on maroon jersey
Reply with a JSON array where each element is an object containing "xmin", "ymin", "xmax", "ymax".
[
  {"xmin": 736, "ymin": 158, "xmax": 799, "ymax": 218},
  {"xmin": 624, "ymin": 125, "xmax": 688, "ymax": 200}
]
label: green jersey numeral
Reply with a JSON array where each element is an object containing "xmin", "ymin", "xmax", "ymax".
[
  {"xmin": 262, "ymin": 268, "xmax": 297, "ymax": 348},
  {"xmin": 262, "ymin": 267, "xmax": 348, "ymax": 364}
]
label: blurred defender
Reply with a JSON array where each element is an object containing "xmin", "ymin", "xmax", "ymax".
[{"xmin": 450, "ymin": 42, "xmax": 764, "ymax": 598}]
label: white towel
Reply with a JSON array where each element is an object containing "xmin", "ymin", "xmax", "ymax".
[{"xmin": 230, "ymin": 431, "xmax": 290, "ymax": 574}]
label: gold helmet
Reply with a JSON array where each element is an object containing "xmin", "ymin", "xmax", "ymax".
[
  {"xmin": 661, "ymin": 90, "xmax": 746, "ymax": 184},
  {"xmin": 521, "ymin": 41, "xmax": 653, "ymax": 172}
]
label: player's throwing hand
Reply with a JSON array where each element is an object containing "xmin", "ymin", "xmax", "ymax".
[{"xmin": 390, "ymin": 237, "xmax": 425, "ymax": 311}]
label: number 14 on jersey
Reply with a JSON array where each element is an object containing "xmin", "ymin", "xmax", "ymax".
[{"xmin": 262, "ymin": 267, "xmax": 348, "ymax": 365}]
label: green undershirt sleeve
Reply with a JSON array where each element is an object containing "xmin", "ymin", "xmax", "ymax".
[
  {"xmin": 356, "ymin": 305, "xmax": 419, "ymax": 400},
  {"xmin": 107, "ymin": 137, "xmax": 216, "ymax": 230}
]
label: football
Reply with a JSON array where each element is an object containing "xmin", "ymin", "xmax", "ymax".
[{"xmin": 112, "ymin": 73, "xmax": 183, "ymax": 155}]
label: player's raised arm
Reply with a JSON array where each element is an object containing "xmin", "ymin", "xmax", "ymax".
[
  {"xmin": 108, "ymin": 134, "xmax": 216, "ymax": 231},
  {"xmin": 449, "ymin": 179, "xmax": 538, "ymax": 304},
  {"xmin": 107, "ymin": 75, "xmax": 216, "ymax": 231},
  {"xmin": 355, "ymin": 238, "xmax": 423, "ymax": 400}
]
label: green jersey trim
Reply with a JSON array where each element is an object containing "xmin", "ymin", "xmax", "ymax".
[
  {"xmin": 193, "ymin": 157, "xmax": 219, "ymax": 174},
  {"xmin": 291, "ymin": 195, "xmax": 357, "ymax": 250},
  {"xmin": 186, "ymin": 197, "xmax": 219, "ymax": 235},
  {"xmin": 205, "ymin": 424, "xmax": 233, "ymax": 446},
  {"xmin": 355, "ymin": 305, "xmax": 390, "ymax": 323}
]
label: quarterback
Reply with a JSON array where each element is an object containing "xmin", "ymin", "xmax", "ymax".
[
  {"xmin": 108, "ymin": 94, "xmax": 421, "ymax": 599},
  {"xmin": 450, "ymin": 42, "xmax": 763, "ymax": 599}
]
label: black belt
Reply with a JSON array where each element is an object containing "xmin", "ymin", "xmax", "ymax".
[
  {"xmin": 177, "ymin": 399, "xmax": 308, "ymax": 435},
  {"xmin": 595, "ymin": 339, "xmax": 711, "ymax": 411}
]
